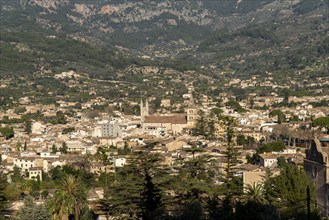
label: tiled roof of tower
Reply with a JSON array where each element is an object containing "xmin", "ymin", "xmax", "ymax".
[{"xmin": 144, "ymin": 115, "xmax": 187, "ymax": 124}]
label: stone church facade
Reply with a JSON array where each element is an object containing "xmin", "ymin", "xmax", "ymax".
[
  {"xmin": 140, "ymin": 95, "xmax": 197, "ymax": 136},
  {"xmin": 304, "ymin": 138, "xmax": 329, "ymax": 216}
]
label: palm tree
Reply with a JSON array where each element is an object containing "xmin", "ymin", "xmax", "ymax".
[
  {"xmin": 245, "ymin": 182, "xmax": 268, "ymax": 204},
  {"xmin": 47, "ymin": 190, "xmax": 74, "ymax": 220},
  {"xmin": 60, "ymin": 174, "xmax": 84, "ymax": 220},
  {"xmin": 47, "ymin": 174, "xmax": 85, "ymax": 220}
]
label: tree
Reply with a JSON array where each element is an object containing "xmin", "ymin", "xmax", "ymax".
[
  {"xmin": 11, "ymin": 166, "xmax": 22, "ymax": 183},
  {"xmin": 59, "ymin": 142, "xmax": 68, "ymax": 154},
  {"xmin": 0, "ymin": 126, "xmax": 14, "ymax": 139},
  {"xmin": 256, "ymin": 141, "xmax": 285, "ymax": 154},
  {"xmin": 62, "ymin": 127, "xmax": 75, "ymax": 134},
  {"xmin": 245, "ymin": 183, "xmax": 267, "ymax": 204},
  {"xmin": 96, "ymin": 147, "xmax": 112, "ymax": 192},
  {"xmin": 51, "ymin": 144, "xmax": 58, "ymax": 154},
  {"xmin": 47, "ymin": 174, "xmax": 87, "ymax": 220},
  {"xmin": 225, "ymin": 100, "xmax": 246, "ymax": 112},
  {"xmin": 225, "ymin": 127, "xmax": 234, "ymax": 144},
  {"xmin": 277, "ymin": 156, "xmax": 287, "ymax": 168},
  {"xmin": 182, "ymin": 147, "xmax": 204, "ymax": 159},
  {"xmin": 140, "ymin": 170, "xmax": 163, "ymax": 220},
  {"xmin": 223, "ymin": 145, "xmax": 242, "ymax": 196},
  {"xmin": 223, "ymin": 128, "xmax": 242, "ymax": 196},
  {"xmin": 312, "ymin": 116, "xmax": 329, "ymax": 134},
  {"xmin": 237, "ymin": 135, "xmax": 256, "ymax": 147},
  {"xmin": 235, "ymin": 200, "xmax": 279, "ymax": 220},
  {"xmin": 100, "ymin": 152, "xmax": 166, "ymax": 219},
  {"xmin": 249, "ymin": 97, "xmax": 255, "ymax": 109},
  {"xmin": 194, "ymin": 110, "xmax": 207, "ymax": 137},
  {"xmin": 19, "ymin": 196, "xmax": 50, "ymax": 220},
  {"xmin": 60, "ymin": 174, "xmax": 86, "ymax": 220},
  {"xmin": 210, "ymin": 107, "xmax": 223, "ymax": 116},
  {"xmin": 0, "ymin": 172, "xmax": 9, "ymax": 217},
  {"xmin": 47, "ymin": 190, "xmax": 74, "ymax": 220},
  {"xmin": 264, "ymin": 164, "xmax": 318, "ymax": 219},
  {"xmin": 23, "ymin": 141, "xmax": 27, "ymax": 151},
  {"xmin": 25, "ymin": 119, "xmax": 32, "ymax": 134},
  {"xmin": 269, "ymin": 110, "xmax": 286, "ymax": 124},
  {"xmin": 282, "ymin": 89, "xmax": 289, "ymax": 104}
]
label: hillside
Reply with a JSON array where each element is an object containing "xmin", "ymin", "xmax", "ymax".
[{"xmin": 0, "ymin": 0, "xmax": 328, "ymax": 78}]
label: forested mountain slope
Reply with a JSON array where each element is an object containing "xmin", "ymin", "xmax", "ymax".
[{"xmin": 0, "ymin": 0, "xmax": 328, "ymax": 77}]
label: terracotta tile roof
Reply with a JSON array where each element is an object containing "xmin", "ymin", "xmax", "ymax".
[
  {"xmin": 259, "ymin": 153, "xmax": 278, "ymax": 159},
  {"xmin": 144, "ymin": 115, "xmax": 187, "ymax": 124}
]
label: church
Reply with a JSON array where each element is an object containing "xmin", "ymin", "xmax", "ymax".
[
  {"xmin": 304, "ymin": 136, "xmax": 329, "ymax": 216},
  {"xmin": 140, "ymin": 95, "xmax": 197, "ymax": 136}
]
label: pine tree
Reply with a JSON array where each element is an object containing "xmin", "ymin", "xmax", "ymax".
[
  {"xmin": 223, "ymin": 128, "xmax": 242, "ymax": 196},
  {"xmin": 140, "ymin": 170, "xmax": 163, "ymax": 220},
  {"xmin": 51, "ymin": 144, "xmax": 58, "ymax": 154},
  {"xmin": 19, "ymin": 196, "xmax": 50, "ymax": 220},
  {"xmin": 25, "ymin": 119, "xmax": 32, "ymax": 134},
  {"xmin": 264, "ymin": 164, "xmax": 319, "ymax": 219},
  {"xmin": 0, "ymin": 172, "xmax": 8, "ymax": 218},
  {"xmin": 59, "ymin": 142, "xmax": 68, "ymax": 154},
  {"xmin": 100, "ymin": 152, "xmax": 166, "ymax": 219},
  {"xmin": 194, "ymin": 110, "xmax": 207, "ymax": 137},
  {"xmin": 11, "ymin": 166, "xmax": 22, "ymax": 183}
]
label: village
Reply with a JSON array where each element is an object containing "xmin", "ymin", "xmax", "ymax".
[{"xmin": 1, "ymin": 69, "xmax": 329, "ymax": 218}]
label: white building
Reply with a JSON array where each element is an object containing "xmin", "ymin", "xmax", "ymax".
[
  {"xmin": 259, "ymin": 153, "xmax": 278, "ymax": 168},
  {"xmin": 101, "ymin": 121, "xmax": 122, "ymax": 137},
  {"xmin": 14, "ymin": 157, "xmax": 36, "ymax": 172},
  {"xmin": 29, "ymin": 167, "xmax": 43, "ymax": 181},
  {"xmin": 114, "ymin": 158, "xmax": 126, "ymax": 167}
]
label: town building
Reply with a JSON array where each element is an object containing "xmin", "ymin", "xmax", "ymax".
[
  {"xmin": 304, "ymin": 137, "xmax": 329, "ymax": 216},
  {"xmin": 141, "ymin": 94, "xmax": 197, "ymax": 136},
  {"xmin": 259, "ymin": 153, "xmax": 278, "ymax": 168},
  {"xmin": 101, "ymin": 121, "xmax": 122, "ymax": 137}
]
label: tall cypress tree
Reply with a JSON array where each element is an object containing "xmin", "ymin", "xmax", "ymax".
[
  {"xmin": 140, "ymin": 170, "xmax": 162, "ymax": 220},
  {"xmin": 223, "ymin": 127, "xmax": 242, "ymax": 196},
  {"xmin": 0, "ymin": 172, "xmax": 8, "ymax": 218}
]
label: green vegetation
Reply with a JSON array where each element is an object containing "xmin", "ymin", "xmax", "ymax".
[
  {"xmin": 225, "ymin": 100, "xmax": 247, "ymax": 113},
  {"xmin": 0, "ymin": 126, "xmax": 14, "ymax": 139},
  {"xmin": 237, "ymin": 134, "xmax": 256, "ymax": 146},
  {"xmin": 19, "ymin": 196, "xmax": 50, "ymax": 220},
  {"xmin": 269, "ymin": 110, "xmax": 286, "ymax": 124},
  {"xmin": 0, "ymin": 172, "xmax": 8, "ymax": 218},
  {"xmin": 47, "ymin": 174, "xmax": 87, "ymax": 220},
  {"xmin": 59, "ymin": 142, "xmax": 68, "ymax": 154},
  {"xmin": 256, "ymin": 141, "xmax": 286, "ymax": 154},
  {"xmin": 264, "ymin": 164, "xmax": 318, "ymax": 219},
  {"xmin": 62, "ymin": 127, "xmax": 75, "ymax": 134},
  {"xmin": 51, "ymin": 144, "xmax": 58, "ymax": 154},
  {"xmin": 312, "ymin": 116, "xmax": 329, "ymax": 134},
  {"xmin": 2, "ymin": 145, "xmax": 319, "ymax": 220}
]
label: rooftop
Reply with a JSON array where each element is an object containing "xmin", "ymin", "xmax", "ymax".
[{"xmin": 144, "ymin": 115, "xmax": 187, "ymax": 124}]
